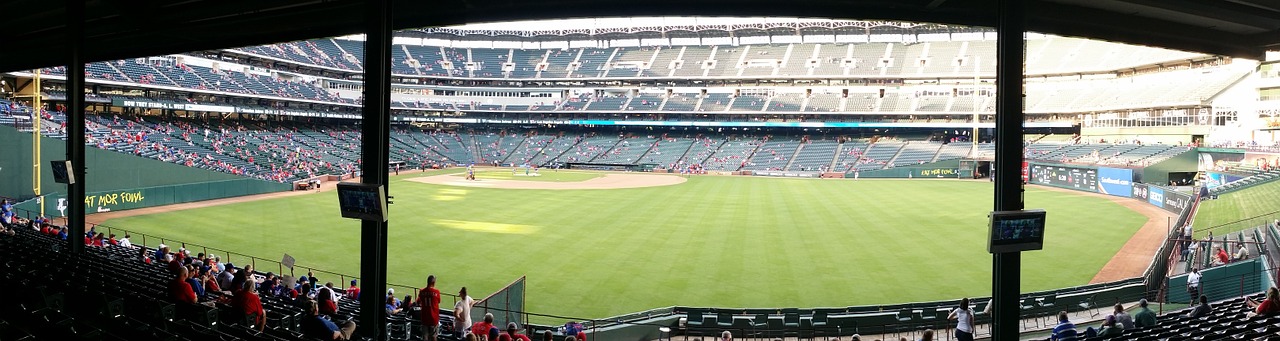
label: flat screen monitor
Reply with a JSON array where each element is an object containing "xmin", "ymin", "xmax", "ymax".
[
  {"xmin": 987, "ymin": 209, "xmax": 1047, "ymax": 253},
  {"xmin": 336, "ymin": 182, "xmax": 387, "ymax": 222},
  {"xmin": 50, "ymin": 160, "xmax": 75, "ymax": 184}
]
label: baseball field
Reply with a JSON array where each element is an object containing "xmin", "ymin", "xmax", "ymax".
[{"xmin": 100, "ymin": 169, "xmax": 1147, "ymax": 319}]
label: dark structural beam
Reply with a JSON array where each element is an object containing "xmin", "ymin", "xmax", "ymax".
[
  {"xmin": 358, "ymin": 0, "xmax": 393, "ymax": 339},
  {"xmin": 992, "ymin": 0, "xmax": 1025, "ymax": 339},
  {"xmin": 65, "ymin": 0, "xmax": 86, "ymax": 255}
]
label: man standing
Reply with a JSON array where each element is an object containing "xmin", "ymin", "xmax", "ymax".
[
  {"xmin": 1187, "ymin": 269, "xmax": 1201, "ymax": 305},
  {"xmin": 455, "ymin": 287, "xmax": 475, "ymax": 336},
  {"xmin": 417, "ymin": 275, "xmax": 442, "ymax": 341}
]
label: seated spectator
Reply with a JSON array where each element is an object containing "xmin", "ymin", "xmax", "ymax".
[
  {"xmin": 317, "ymin": 283, "xmax": 338, "ymax": 316},
  {"xmin": 1111, "ymin": 303, "xmax": 1134, "ymax": 330},
  {"xmin": 541, "ymin": 331, "xmax": 553, "ymax": 341},
  {"xmin": 217, "ymin": 263, "xmax": 236, "ymax": 290},
  {"xmin": 1188, "ymin": 295, "xmax": 1212, "ymax": 318},
  {"xmin": 917, "ymin": 329, "xmax": 932, "ymax": 341},
  {"xmin": 563, "ymin": 321, "xmax": 586, "ymax": 341},
  {"xmin": 168, "ymin": 264, "xmax": 197, "ymax": 304},
  {"xmin": 301, "ymin": 300, "xmax": 356, "ymax": 340},
  {"xmin": 186, "ymin": 265, "xmax": 206, "ymax": 298},
  {"xmin": 1234, "ymin": 242, "xmax": 1249, "ymax": 261},
  {"xmin": 345, "ymin": 280, "xmax": 360, "ymax": 300},
  {"xmin": 386, "ymin": 295, "xmax": 403, "ymax": 315},
  {"xmin": 1086, "ymin": 315, "xmax": 1122, "ymax": 338},
  {"xmin": 505, "ymin": 322, "xmax": 531, "ymax": 341},
  {"xmin": 1050, "ymin": 311, "xmax": 1077, "ymax": 341},
  {"xmin": 471, "ymin": 313, "xmax": 495, "ymax": 341},
  {"xmin": 232, "ymin": 280, "xmax": 266, "ymax": 332},
  {"xmin": 118, "ymin": 234, "xmax": 133, "ymax": 248},
  {"xmin": 1134, "ymin": 299, "xmax": 1157, "ymax": 328},
  {"xmin": 139, "ymin": 247, "xmax": 151, "ymax": 264},
  {"xmin": 1216, "ymin": 247, "xmax": 1231, "ymax": 265},
  {"xmin": 1246, "ymin": 287, "xmax": 1280, "ymax": 317}
]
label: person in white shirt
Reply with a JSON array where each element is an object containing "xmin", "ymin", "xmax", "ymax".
[
  {"xmin": 1187, "ymin": 269, "xmax": 1202, "ymax": 305},
  {"xmin": 118, "ymin": 234, "xmax": 133, "ymax": 248},
  {"xmin": 455, "ymin": 287, "xmax": 475, "ymax": 334},
  {"xmin": 948, "ymin": 297, "xmax": 976, "ymax": 341}
]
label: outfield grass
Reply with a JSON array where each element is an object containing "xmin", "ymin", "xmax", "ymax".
[
  {"xmin": 103, "ymin": 172, "xmax": 1145, "ymax": 319},
  {"xmin": 1192, "ymin": 180, "xmax": 1280, "ymax": 238}
]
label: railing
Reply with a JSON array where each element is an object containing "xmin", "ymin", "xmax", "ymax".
[{"xmin": 6, "ymin": 205, "xmax": 461, "ymax": 307}]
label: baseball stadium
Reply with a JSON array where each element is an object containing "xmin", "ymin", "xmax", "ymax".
[{"xmin": 2, "ymin": 2, "xmax": 1280, "ymax": 341}]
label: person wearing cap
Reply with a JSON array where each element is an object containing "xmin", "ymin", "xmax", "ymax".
[
  {"xmin": 416, "ymin": 275, "xmax": 442, "ymax": 341},
  {"xmin": 1134, "ymin": 299, "xmax": 1157, "ymax": 327},
  {"xmin": 218, "ymin": 263, "xmax": 235, "ymax": 290},
  {"xmin": 504, "ymin": 322, "xmax": 531, "ymax": 341},
  {"xmin": 470, "ymin": 313, "xmax": 495, "ymax": 341},
  {"xmin": 346, "ymin": 280, "xmax": 360, "ymax": 300},
  {"xmin": 455, "ymin": 287, "xmax": 475, "ymax": 335},
  {"xmin": 1085, "ymin": 315, "xmax": 1122, "ymax": 337}
]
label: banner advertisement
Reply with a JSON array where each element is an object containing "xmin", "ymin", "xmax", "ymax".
[
  {"xmin": 1204, "ymin": 172, "xmax": 1244, "ymax": 189},
  {"xmin": 1148, "ymin": 187, "xmax": 1164, "ymax": 207},
  {"xmin": 1028, "ymin": 163, "xmax": 1097, "ymax": 192},
  {"xmin": 1097, "ymin": 167, "xmax": 1134, "ymax": 197},
  {"xmin": 1132, "ymin": 183, "xmax": 1149, "ymax": 201}
]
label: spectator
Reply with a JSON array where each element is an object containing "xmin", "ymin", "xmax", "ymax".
[
  {"xmin": 1111, "ymin": 303, "xmax": 1134, "ymax": 330},
  {"xmin": 346, "ymin": 280, "xmax": 360, "ymax": 300},
  {"xmin": 541, "ymin": 330, "xmax": 553, "ymax": 341},
  {"xmin": 1050, "ymin": 311, "xmax": 1077, "ymax": 341},
  {"xmin": 471, "ymin": 313, "xmax": 495, "ymax": 341},
  {"xmin": 1246, "ymin": 287, "xmax": 1280, "ymax": 317},
  {"xmin": 168, "ymin": 264, "xmax": 197, "ymax": 304},
  {"xmin": 453, "ymin": 307, "xmax": 468, "ymax": 335},
  {"xmin": 1086, "ymin": 315, "xmax": 1122, "ymax": 338},
  {"xmin": 563, "ymin": 321, "xmax": 586, "ymax": 341},
  {"xmin": 301, "ymin": 300, "xmax": 356, "ymax": 340},
  {"xmin": 218, "ymin": 263, "xmax": 236, "ymax": 290},
  {"xmin": 918, "ymin": 329, "xmax": 933, "ymax": 341},
  {"xmin": 1134, "ymin": 299, "xmax": 1157, "ymax": 328},
  {"xmin": 386, "ymin": 295, "xmax": 403, "ymax": 315},
  {"xmin": 456, "ymin": 287, "xmax": 476, "ymax": 334},
  {"xmin": 232, "ymin": 280, "xmax": 266, "ymax": 332},
  {"xmin": 417, "ymin": 275, "xmax": 442, "ymax": 341},
  {"xmin": 202, "ymin": 267, "xmax": 224, "ymax": 295},
  {"xmin": 1215, "ymin": 247, "xmax": 1230, "ymax": 265},
  {"xmin": 317, "ymin": 283, "xmax": 338, "ymax": 316},
  {"xmin": 186, "ymin": 266, "xmax": 206, "ymax": 298},
  {"xmin": 505, "ymin": 322, "xmax": 532, "ymax": 341},
  {"xmin": 1188, "ymin": 295, "xmax": 1211, "ymax": 318},
  {"xmin": 948, "ymin": 297, "xmax": 976, "ymax": 341},
  {"xmin": 1187, "ymin": 269, "xmax": 1201, "ymax": 302},
  {"xmin": 1234, "ymin": 242, "xmax": 1249, "ymax": 261},
  {"xmin": 139, "ymin": 247, "xmax": 152, "ymax": 265}
]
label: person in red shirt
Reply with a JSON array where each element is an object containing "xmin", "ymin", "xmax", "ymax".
[
  {"xmin": 504, "ymin": 322, "xmax": 532, "ymax": 341},
  {"xmin": 168, "ymin": 265, "xmax": 197, "ymax": 304},
  {"xmin": 232, "ymin": 280, "xmax": 266, "ymax": 332},
  {"xmin": 318, "ymin": 285, "xmax": 338, "ymax": 316},
  {"xmin": 470, "ymin": 313, "xmax": 495, "ymax": 341},
  {"xmin": 1248, "ymin": 287, "xmax": 1280, "ymax": 316},
  {"xmin": 345, "ymin": 280, "xmax": 360, "ymax": 300},
  {"xmin": 1217, "ymin": 247, "xmax": 1231, "ymax": 265},
  {"xmin": 417, "ymin": 275, "xmax": 442, "ymax": 341}
]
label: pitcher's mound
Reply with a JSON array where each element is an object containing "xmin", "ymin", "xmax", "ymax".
[{"xmin": 407, "ymin": 172, "xmax": 687, "ymax": 190}]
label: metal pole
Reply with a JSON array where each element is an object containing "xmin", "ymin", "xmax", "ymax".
[
  {"xmin": 359, "ymin": 0, "xmax": 393, "ymax": 339},
  {"xmin": 992, "ymin": 0, "xmax": 1026, "ymax": 339},
  {"xmin": 66, "ymin": 0, "xmax": 87, "ymax": 255}
]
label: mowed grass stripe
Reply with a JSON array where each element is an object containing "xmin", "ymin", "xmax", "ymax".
[{"xmin": 104, "ymin": 175, "xmax": 1145, "ymax": 319}]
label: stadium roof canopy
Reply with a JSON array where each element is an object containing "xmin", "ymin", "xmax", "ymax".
[{"xmin": 3, "ymin": 0, "xmax": 1278, "ymax": 72}]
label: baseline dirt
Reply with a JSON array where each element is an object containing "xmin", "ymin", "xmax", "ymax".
[
  {"xmin": 405, "ymin": 172, "xmax": 686, "ymax": 190},
  {"xmin": 1035, "ymin": 185, "xmax": 1176, "ymax": 283}
]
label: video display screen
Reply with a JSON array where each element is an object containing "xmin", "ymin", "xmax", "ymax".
[
  {"xmin": 1029, "ymin": 164, "xmax": 1096, "ymax": 192},
  {"xmin": 337, "ymin": 183, "xmax": 386, "ymax": 222},
  {"xmin": 988, "ymin": 209, "xmax": 1047, "ymax": 253}
]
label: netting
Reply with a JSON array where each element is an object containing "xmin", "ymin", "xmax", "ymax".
[{"xmin": 474, "ymin": 276, "xmax": 526, "ymax": 330}]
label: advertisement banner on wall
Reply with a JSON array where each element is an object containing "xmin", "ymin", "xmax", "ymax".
[
  {"xmin": 1028, "ymin": 163, "xmax": 1097, "ymax": 192},
  {"xmin": 1163, "ymin": 190, "xmax": 1193, "ymax": 214},
  {"xmin": 1148, "ymin": 187, "xmax": 1165, "ymax": 208},
  {"xmin": 1132, "ymin": 183, "xmax": 1149, "ymax": 201},
  {"xmin": 1204, "ymin": 172, "xmax": 1244, "ymax": 189},
  {"xmin": 1097, "ymin": 167, "xmax": 1135, "ymax": 197}
]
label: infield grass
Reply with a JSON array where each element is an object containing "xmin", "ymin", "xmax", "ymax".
[{"xmin": 103, "ymin": 171, "xmax": 1145, "ymax": 319}]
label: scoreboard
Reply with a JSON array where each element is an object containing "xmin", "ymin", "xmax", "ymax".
[{"xmin": 1028, "ymin": 164, "xmax": 1097, "ymax": 192}]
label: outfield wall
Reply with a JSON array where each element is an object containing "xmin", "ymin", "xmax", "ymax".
[
  {"xmin": 846, "ymin": 159, "xmax": 963, "ymax": 178},
  {"xmin": 0, "ymin": 126, "xmax": 291, "ymax": 215}
]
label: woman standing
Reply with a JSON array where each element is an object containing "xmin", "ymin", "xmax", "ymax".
[{"xmin": 947, "ymin": 297, "xmax": 976, "ymax": 341}]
